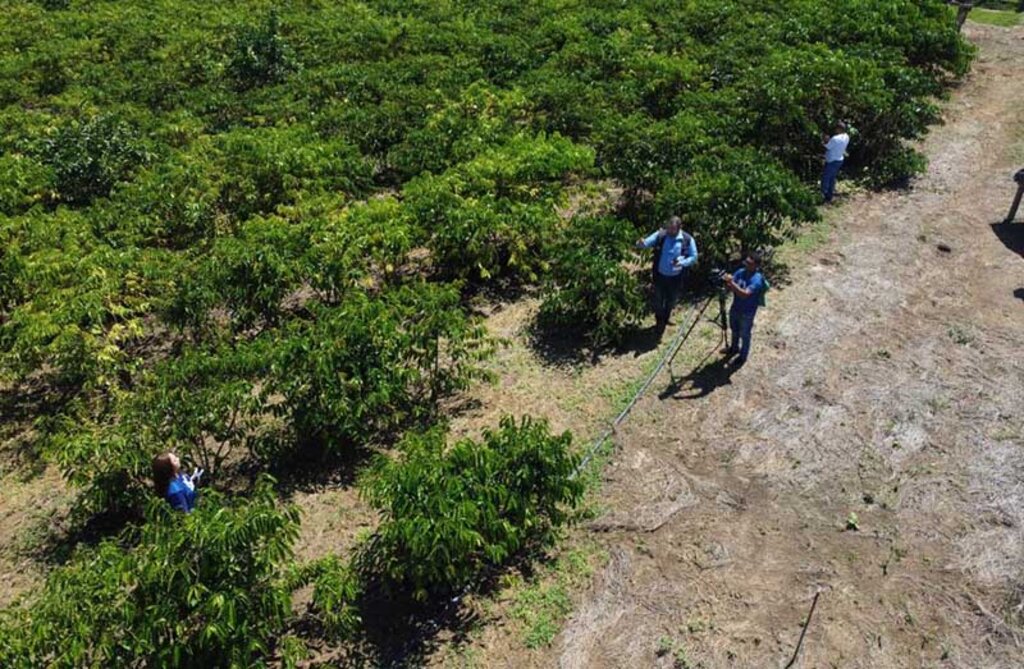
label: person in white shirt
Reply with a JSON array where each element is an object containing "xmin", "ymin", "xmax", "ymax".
[{"xmin": 821, "ymin": 121, "xmax": 850, "ymax": 204}]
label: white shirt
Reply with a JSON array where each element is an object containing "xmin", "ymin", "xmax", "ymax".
[{"xmin": 825, "ymin": 133, "xmax": 850, "ymax": 162}]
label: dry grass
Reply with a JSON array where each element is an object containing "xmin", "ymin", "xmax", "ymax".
[{"xmin": 0, "ymin": 466, "xmax": 70, "ymax": 607}]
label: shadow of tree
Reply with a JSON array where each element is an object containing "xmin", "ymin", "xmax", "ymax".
[
  {"xmin": 254, "ymin": 417, "xmax": 443, "ymax": 500},
  {"xmin": 612, "ymin": 324, "xmax": 666, "ymax": 359},
  {"xmin": 526, "ymin": 321, "xmax": 593, "ymax": 367},
  {"xmin": 0, "ymin": 379, "xmax": 75, "ymax": 481},
  {"xmin": 303, "ymin": 548, "xmax": 555, "ymax": 668},
  {"xmin": 21, "ymin": 503, "xmax": 143, "ymax": 569},
  {"xmin": 761, "ymin": 252, "xmax": 795, "ymax": 289},
  {"xmin": 527, "ymin": 292, "xmax": 719, "ymax": 367},
  {"xmin": 257, "ymin": 440, "xmax": 377, "ymax": 499}
]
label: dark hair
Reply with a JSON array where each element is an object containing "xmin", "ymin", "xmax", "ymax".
[
  {"xmin": 152, "ymin": 452, "xmax": 177, "ymax": 497},
  {"xmin": 835, "ymin": 121, "xmax": 847, "ymax": 132},
  {"xmin": 666, "ymin": 215, "xmax": 682, "ymax": 228},
  {"xmin": 744, "ymin": 250, "xmax": 763, "ymax": 267}
]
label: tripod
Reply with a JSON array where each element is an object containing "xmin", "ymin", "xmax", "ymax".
[
  {"xmin": 665, "ymin": 287, "xmax": 730, "ymax": 384},
  {"xmin": 1006, "ymin": 168, "xmax": 1024, "ymax": 224}
]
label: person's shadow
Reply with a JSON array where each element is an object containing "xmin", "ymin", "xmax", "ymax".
[
  {"xmin": 659, "ymin": 355, "xmax": 741, "ymax": 400},
  {"xmin": 991, "ymin": 221, "xmax": 1024, "ymax": 258}
]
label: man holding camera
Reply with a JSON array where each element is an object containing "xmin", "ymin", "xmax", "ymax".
[
  {"xmin": 636, "ymin": 215, "xmax": 698, "ymax": 332},
  {"xmin": 722, "ymin": 251, "xmax": 766, "ymax": 366}
]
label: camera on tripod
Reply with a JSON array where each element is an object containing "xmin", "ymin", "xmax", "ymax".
[{"xmin": 709, "ymin": 267, "xmax": 728, "ymax": 286}]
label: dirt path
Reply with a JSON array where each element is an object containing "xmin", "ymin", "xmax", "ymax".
[{"xmin": 542, "ymin": 24, "xmax": 1024, "ymax": 669}]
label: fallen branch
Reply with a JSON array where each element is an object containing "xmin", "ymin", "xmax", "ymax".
[{"xmin": 784, "ymin": 590, "xmax": 822, "ymax": 669}]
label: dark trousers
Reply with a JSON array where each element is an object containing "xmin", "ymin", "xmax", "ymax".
[
  {"xmin": 821, "ymin": 160, "xmax": 843, "ymax": 202},
  {"xmin": 728, "ymin": 308, "xmax": 755, "ymax": 361},
  {"xmin": 653, "ymin": 272, "xmax": 683, "ymax": 327}
]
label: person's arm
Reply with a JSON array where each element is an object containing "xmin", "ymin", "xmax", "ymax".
[
  {"xmin": 723, "ymin": 269, "xmax": 748, "ymax": 298},
  {"xmin": 676, "ymin": 235, "xmax": 698, "ymax": 268},
  {"xmin": 724, "ymin": 277, "xmax": 752, "ymax": 298},
  {"xmin": 726, "ymin": 272, "xmax": 763, "ymax": 299},
  {"xmin": 635, "ymin": 230, "xmax": 661, "ymax": 249}
]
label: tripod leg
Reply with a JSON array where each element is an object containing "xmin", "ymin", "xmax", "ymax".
[
  {"xmin": 1006, "ymin": 183, "xmax": 1024, "ymax": 224},
  {"xmin": 719, "ymin": 291, "xmax": 728, "ymax": 348}
]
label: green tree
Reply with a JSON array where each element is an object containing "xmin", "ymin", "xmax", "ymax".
[
  {"xmin": 539, "ymin": 216, "xmax": 646, "ymax": 348},
  {"xmin": 227, "ymin": 9, "xmax": 297, "ymax": 91},
  {"xmin": 268, "ymin": 283, "xmax": 494, "ymax": 455},
  {"xmin": 651, "ymin": 148, "xmax": 820, "ymax": 264},
  {"xmin": 41, "ymin": 115, "xmax": 148, "ymax": 206},
  {"xmin": 0, "ymin": 479, "xmax": 304, "ymax": 668},
  {"xmin": 359, "ymin": 416, "xmax": 584, "ymax": 601}
]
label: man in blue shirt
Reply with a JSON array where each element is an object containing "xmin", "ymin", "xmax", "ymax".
[
  {"xmin": 722, "ymin": 251, "xmax": 766, "ymax": 366},
  {"xmin": 636, "ymin": 216, "xmax": 698, "ymax": 331}
]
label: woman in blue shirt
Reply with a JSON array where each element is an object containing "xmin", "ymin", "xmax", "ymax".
[{"xmin": 152, "ymin": 452, "xmax": 199, "ymax": 512}]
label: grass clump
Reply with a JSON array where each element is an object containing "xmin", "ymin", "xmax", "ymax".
[{"xmin": 969, "ymin": 8, "xmax": 1021, "ymax": 27}]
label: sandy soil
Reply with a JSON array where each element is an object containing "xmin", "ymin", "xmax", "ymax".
[{"xmin": 507, "ymin": 23, "xmax": 1024, "ymax": 669}]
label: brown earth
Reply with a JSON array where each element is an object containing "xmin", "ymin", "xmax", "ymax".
[{"xmin": 484, "ymin": 22, "xmax": 1024, "ymax": 669}]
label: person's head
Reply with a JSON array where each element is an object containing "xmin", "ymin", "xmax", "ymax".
[
  {"xmin": 742, "ymin": 251, "xmax": 762, "ymax": 273},
  {"xmin": 665, "ymin": 215, "xmax": 682, "ymax": 236},
  {"xmin": 835, "ymin": 121, "xmax": 847, "ymax": 134},
  {"xmin": 152, "ymin": 452, "xmax": 181, "ymax": 496}
]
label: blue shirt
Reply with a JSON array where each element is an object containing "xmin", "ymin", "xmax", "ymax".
[
  {"xmin": 730, "ymin": 267, "xmax": 765, "ymax": 315},
  {"xmin": 166, "ymin": 474, "xmax": 197, "ymax": 512},
  {"xmin": 641, "ymin": 230, "xmax": 698, "ymax": 277}
]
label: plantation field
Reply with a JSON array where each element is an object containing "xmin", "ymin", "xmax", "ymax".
[{"xmin": 0, "ymin": 0, "xmax": 997, "ymax": 666}]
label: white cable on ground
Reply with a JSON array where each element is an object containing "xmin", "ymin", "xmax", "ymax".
[
  {"xmin": 384, "ymin": 292, "xmax": 721, "ymax": 663},
  {"xmin": 572, "ymin": 293, "xmax": 718, "ymax": 478}
]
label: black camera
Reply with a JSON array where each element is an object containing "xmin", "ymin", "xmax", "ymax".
[{"xmin": 709, "ymin": 268, "xmax": 728, "ymax": 285}]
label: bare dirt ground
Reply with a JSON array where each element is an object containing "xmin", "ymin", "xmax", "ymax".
[{"xmin": 517, "ymin": 23, "xmax": 1024, "ymax": 669}]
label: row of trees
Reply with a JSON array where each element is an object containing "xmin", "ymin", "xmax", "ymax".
[
  {"xmin": 0, "ymin": 0, "xmax": 972, "ymax": 663},
  {"xmin": 0, "ymin": 419, "xmax": 583, "ymax": 667}
]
